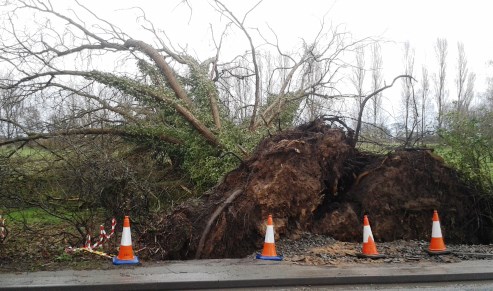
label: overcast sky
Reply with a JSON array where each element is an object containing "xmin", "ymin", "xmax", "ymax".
[
  {"xmin": 329, "ymin": 0, "xmax": 493, "ymax": 89},
  {"xmin": 16, "ymin": 0, "xmax": 493, "ymax": 118},
  {"xmin": 76, "ymin": 0, "xmax": 493, "ymax": 91}
]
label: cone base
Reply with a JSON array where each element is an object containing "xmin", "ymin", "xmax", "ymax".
[
  {"xmin": 356, "ymin": 253, "xmax": 386, "ymax": 259},
  {"xmin": 112, "ymin": 256, "xmax": 140, "ymax": 265},
  {"xmin": 256, "ymin": 253, "xmax": 283, "ymax": 261},
  {"xmin": 425, "ymin": 249, "xmax": 451, "ymax": 255}
]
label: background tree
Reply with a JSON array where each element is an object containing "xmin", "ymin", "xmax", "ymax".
[
  {"xmin": 433, "ymin": 38, "xmax": 448, "ymax": 129},
  {"xmin": 455, "ymin": 42, "xmax": 469, "ymax": 114},
  {"xmin": 0, "ymin": 84, "xmax": 23, "ymax": 140},
  {"xmin": 400, "ymin": 41, "xmax": 417, "ymax": 145},
  {"xmin": 350, "ymin": 46, "xmax": 366, "ymax": 128},
  {"xmin": 463, "ymin": 72, "xmax": 476, "ymax": 113},
  {"xmin": 369, "ymin": 43, "xmax": 383, "ymax": 128},
  {"xmin": 419, "ymin": 66, "xmax": 430, "ymax": 143},
  {"xmin": 485, "ymin": 64, "xmax": 493, "ymax": 110}
]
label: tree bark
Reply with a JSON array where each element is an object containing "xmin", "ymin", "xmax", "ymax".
[
  {"xmin": 124, "ymin": 39, "xmax": 222, "ymax": 148},
  {"xmin": 353, "ymin": 75, "xmax": 415, "ymax": 147},
  {"xmin": 124, "ymin": 39, "xmax": 194, "ymax": 108},
  {"xmin": 0, "ymin": 128, "xmax": 182, "ymax": 146}
]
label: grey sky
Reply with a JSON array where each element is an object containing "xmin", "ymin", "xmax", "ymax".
[
  {"xmin": 9, "ymin": 0, "xmax": 493, "ymax": 121},
  {"xmin": 78, "ymin": 0, "xmax": 492, "ymax": 91}
]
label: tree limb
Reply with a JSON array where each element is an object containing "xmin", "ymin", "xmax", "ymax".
[
  {"xmin": 212, "ymin": 1, "xmax": 262, "ymax": 131},
  {"xmin": 124, "ymin": 39, "xmax": 194, "ymax": 108},
  {"xmin": 195, "ymin": 189, "xmax": 242, "ymax": 259},
  {"xmin": 353, "ymin": 74, "xmax": 416, "ymax": 146},
  {"xmin": 0, "ymin": 128, "xmax": 182, "ymax": 147}
]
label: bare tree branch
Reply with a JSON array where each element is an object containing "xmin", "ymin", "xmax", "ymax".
[
  {"xmin": 0, "ymin": 128, "xmax": 182, "ymax": 147},
  {"xmin": 353, "ymin": 74, "xmax": 416, "ymax": 146},
  {"xmin": 212, "ymin": 0, "xmax": 262, "ymax": 130}
]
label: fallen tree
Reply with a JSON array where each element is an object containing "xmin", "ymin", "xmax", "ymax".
[{"xmin": 139, "ymin": 118, "xmax": 493, "ymax": 260}]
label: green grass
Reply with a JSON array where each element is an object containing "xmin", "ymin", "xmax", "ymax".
[
  {"xmin": 6, "ymin": 207, "xmax": 64, "ymax": 225},
  {"xmin": 0, "ymin": 206, "xmax": 114, "ymax": 272},
  {"xmin": 4, "ymin": 207, "xmax": 110, "ymax": 225},
  {"xmin": 0, "ymin": 146, "xmax": 50, "ymax": 158}
]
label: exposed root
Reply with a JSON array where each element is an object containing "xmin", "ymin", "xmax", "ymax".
[{"xmin": 195, "ymin": 189, "xmax": 242, "ymax": 259}]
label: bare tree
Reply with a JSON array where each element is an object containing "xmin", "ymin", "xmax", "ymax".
[
  {"xmin": 354, "ymin": 74, "xmax": 415, "ymax": 146},
  {"xmin": 370, "ymin": 43, "xmax": 383, "ymax": 126},
  {"xmin": 400, "ymin": 41, "xmax": 416, "ymax": 144},
  {"xmin": 301, "ymin": 53, "xmax": 325, "ymax": 121},
  {"xmin": 0, "ymin": 86, "xmax": 24, "ymax": 139},
  {"xmin": 350, "ymin": 46, "xmax": 366, "ymax": 127},
  {"xmin": 455, "ymin": 42, "xmax": 468, "ymax": 113},
  {"xmin": 219, "ymin": 56, "xmax": 254, "ymax": 123},
  {"xmin": 250, "ymin": 25, "xmax": 370, "ymax": 130},
  {"xmin": 463, "ymin": 72, "xmax": 476, "ymax": 112},
  {"xmin": 419, "ymin": 66, "xmax": 430, "ymax": 142},
  {"xmin": 455, "ymin": 42, "xmax": 476, "ymax": 114},
  {"xmin": 211, "ymin": 0, "xmax": 263, "ymax": 131},
  {"xmin": 433, "ymin": 38, "xmax": 448, "ymax": 129},
  {"xmin": 486, "ymin": 61, "xmax": 493, "ymax": 110}
]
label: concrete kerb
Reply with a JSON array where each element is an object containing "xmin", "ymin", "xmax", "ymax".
[{"xmin": 2, "ymin": 259, "xmax": 493, "ymax": 290}]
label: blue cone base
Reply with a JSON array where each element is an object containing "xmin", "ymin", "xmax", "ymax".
[
  {"xmin": 256, "ymin": 253, "xmax": 283, "ymax": 261},
  {"xmin": 112, "ymin": 256, "xmax": 140, "ymax": 265}
]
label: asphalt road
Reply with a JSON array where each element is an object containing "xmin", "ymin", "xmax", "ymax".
[
  {"xmin": 223, "ymin": 281, "xmax": 493, "ymax": 290},
  {"xmin": 2, "ymin": 258, "xmax": 493, "ymax": 290}
]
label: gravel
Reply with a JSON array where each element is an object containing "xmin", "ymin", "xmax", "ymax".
[{"xmin": 250, "ymin": 232, "xmax": 493, "ymax": 266}]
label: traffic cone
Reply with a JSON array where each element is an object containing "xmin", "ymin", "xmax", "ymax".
[
  {"xmin": 112, "ymin": 216, "xmax": 140, "ymax": 265},
  {"xmin": 426, "ymin": 210, "xmax": 450, "ymax": 255},
  {"xmin": 256, "ymin": 214, "xmax": 283, "ymax": 261},
  {"xmin": 357, "ymin": 215, "xmax": 385, "ymax": 259}
]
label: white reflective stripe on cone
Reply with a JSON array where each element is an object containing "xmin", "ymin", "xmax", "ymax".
[
  {"xmin": 431, "ymin": 221, "xmax": 443, "ymax": 238},
  {"xmin": 363, "ymin": 225, "xmax": 373, "ymax": 243},
  {"xmin": 120, "ymin": 227, "xmax": 132, "ymax": 246},
  {"xmin": 264, "ymin": 225, "xmax": 275, "ymax": 243}
]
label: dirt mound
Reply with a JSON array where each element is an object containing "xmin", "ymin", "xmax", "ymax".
[
  {"xmin": 140, "ymin": 119, "xmax": 492, "ymax": 260},
  {"xmin": 314, "ymin": 150, "xmax": 491, "ymax": 244}
]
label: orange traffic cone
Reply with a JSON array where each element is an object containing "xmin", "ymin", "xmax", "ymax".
[
  {"xmin": 113, "ymin": 216, "xmax": 140, "ymax": 265},
  {"xmin": 256, "ymin": 214, "xmax": 283, "ymax": 261},
  {"xmin": 357, "ymin": 215, "xmax": 385, "ymax": 259},
  {"xmin": 426, "ymin": 210, "xmax": 450, "ymax": 255}
]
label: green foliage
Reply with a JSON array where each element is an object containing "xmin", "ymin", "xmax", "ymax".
[
  {"xmin": 87, "ymin": 66, "xmax": 229, "ymax": 193},
  {"xmin": 439, "ymin": 112, "xmax": 493, "ymax": 193},
  {"xmin": 279, "ymin": 94, "xmax": 304, "ymax": 128},
  {"xmin": 87, "ymin": 70, "xmax": 177, "ymax": 107},
  {"xmin": 180, "ymin": 120, "xmax": 266, "ymax": 191},
  {"xmin": 137, "ymin": 59, "xmax": 167, "ymax": 88},
  {"xmin": 186, "ymin": 63, "xmax": 221, "ymax": 121},
  {"xmin": 262, "ymin": 93, "xmax": 304, "ymax": 129},
  {"xmin": 125, "ymin": 60, "xmax": 253, "ymax": 193},
  {"xmin": 55, "ymin": 252, "xmax": 74, "ymax": 262}
]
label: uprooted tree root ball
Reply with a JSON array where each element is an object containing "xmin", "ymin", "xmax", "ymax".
[{"xmin": 139, "ymin": 119, "xmax": 493, "ymax": 260}]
